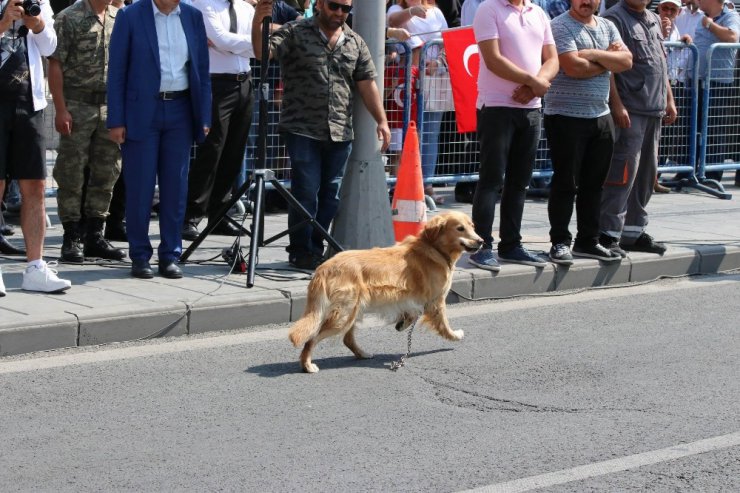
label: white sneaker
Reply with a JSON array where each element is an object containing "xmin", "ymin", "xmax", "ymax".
[
  {"xmin": 22, "ymin": 261, "xmax": 72, "ymax": 293},
  {"xmin": 0, "ymin": 266, "xmax": 6, "ymax": 297}
]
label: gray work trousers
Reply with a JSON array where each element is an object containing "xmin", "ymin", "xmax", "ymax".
[{"xmin": 600, "ymin": 113, "xmax": 662, "ymax": 244}]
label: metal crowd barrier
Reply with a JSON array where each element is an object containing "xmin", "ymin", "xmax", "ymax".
[
  {"xmin": 38, "ymin": 41, "xmax": 738, "ymax": 203},
  {"xmin": 699, "ymin": 42, "xmax": 740, "ymax": 198}
]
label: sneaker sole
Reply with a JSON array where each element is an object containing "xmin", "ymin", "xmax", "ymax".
[
  {"xmin": 468, "ymin": 259, "xmax": 501, "ymax": 272},
  {"xmin": 21, "ymin": 284, "xmax": 71, "ymax": 293},
  {"xmin": 572, "ymin": 251, "xmax": 621, "ymax": 262},
  {"xmin": 549, "ymin": 255, "xmax": 574, "ymax": 266},
  {"xmin": 499, "ymin": 258, "xmax": 548, "ymax": 268}
]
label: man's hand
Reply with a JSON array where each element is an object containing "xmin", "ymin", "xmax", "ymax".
[
  {"xmin": 254, "ymin": 0, "xmax": 273, "ymax": 20},
  {"xmin": 527, "ymin": 75, "xmax": 550, "ymax": 98},
  {"xmin": 55, "ymin": 109, "xmax": 73, "ymax": 135},
  {"xmin": 387, "ymin": 27, "xmax": 411, "ymax": 42},
  {"xmin": 204, "ymin": 126, "xmax": 210, "ymax": 136},
  {"xmin": 512, "ymin": 85, "xmax": 535, "ymax": 104},
  {"xmin": 377, "ymin": 121, "xmax": 391, "ymax": 152},
  {"xmin": 611, "ymin": 101, "xmax": 631, "ymax": 128},
  {"xmin": 661, "ymin": 16, "xmax": 672, "ymax": 37},
  {"xmin": 409, "ymin": 5, "xmax": 428, "ymax": 19},
  {"xmin": 663, "ymin": 100, "xmax": 677, "ymax": 126},
  {"xmin": 681, "ymin": 34, "xmax": 692, "ymax": 44},
  {"xmin": 0, "ymin": 1, "xmax": 24, "ymax": 28},
  {"xmin": 109, "ymin": 127, "xmax": 126, "ymax": 144},
  {"xmin": 607, "ymin": 42, "xmax": 624, "ymax": 52}
]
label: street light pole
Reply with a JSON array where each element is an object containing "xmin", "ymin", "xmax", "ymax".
[{"xmin": 331, "ymin": 0, "xmax": 395, "ymax": 251}]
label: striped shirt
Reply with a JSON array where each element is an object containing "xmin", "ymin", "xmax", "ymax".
[{"xmin": 544, "ymin": 13, "xmax": 622, "ymax": 118}]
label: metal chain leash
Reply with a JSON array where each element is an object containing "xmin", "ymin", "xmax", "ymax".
[{"xmin": 390, "ymin": 319, "xmax": 417, "ymax": 371}]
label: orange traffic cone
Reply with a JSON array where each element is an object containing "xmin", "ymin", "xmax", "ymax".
[{"xmin": 391, "ymin": 121, "xmax": 427, "ymax": 242}]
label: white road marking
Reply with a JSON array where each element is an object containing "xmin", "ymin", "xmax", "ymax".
[
  {"xmin": 459, "ymin": 431, "xmax": 740, "ymax": 493},
  {"xmin": 0, "ymin": 275, "xmax": 736, "ymax": 374}
]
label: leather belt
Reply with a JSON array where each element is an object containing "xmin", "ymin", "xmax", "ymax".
[
  {"xmin": 211, "ymin": 72, "xmax": 250, "ymax": 82},
  {"xmin": 158, "ymin": 89, "xmax": 190, "ymax": 100},
  {"xmin": 65, "ymin": 89, "xmax": 107, "ymax": 105}
]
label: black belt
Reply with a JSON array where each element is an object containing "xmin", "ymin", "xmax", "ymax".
[
  {"xmin": 65, "ymin": 89, "xmax": 107, "ymax": 105},
  {"xmin": 158, "ymin": 89, "xmax": 190, "ymax": 100},
  {"xmin": 211, "ymin": 72, "xmax": 250, "ymax": 82}
]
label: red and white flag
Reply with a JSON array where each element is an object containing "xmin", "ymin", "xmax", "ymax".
[{"xmin": 441, "ymin": 27, "xmax": 479, "ymax": 133}]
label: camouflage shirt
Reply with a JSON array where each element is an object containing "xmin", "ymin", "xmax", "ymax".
[
  {"xmin": 269, "ymin": 17, "xmax": 377, "ymax": 142},
  {"xmin": 50, "ymin": 0, "xmax": 118, "ymax": 94}
]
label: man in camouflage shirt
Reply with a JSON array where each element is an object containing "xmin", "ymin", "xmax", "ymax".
[
  {"xmin": 253, "ymin": 0, "xmax": 390, "ymax": 270},
  {"xmin": 48, "ymin": 0, "xmax": 125, "ymax": 263}
]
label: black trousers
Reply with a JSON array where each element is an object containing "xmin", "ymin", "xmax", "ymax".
[
  {"xmin": 186, "ymin": 75, "xmax": 254, "ymax": 223},
  {"xmin": 471, "ymin": 106, "xmax": 541, "ymax": 253},
  {"xmin": 545, "ymin": 113, "xmax": 615, "ymax": 247}
]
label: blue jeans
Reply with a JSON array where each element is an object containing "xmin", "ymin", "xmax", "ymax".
[
  {"xmin": 284, "ymin": 132, "xmax": 352, "ymax": 257},
  {"xmin": 421, "ymin": 110, "xmax": 443, "ymax": 179}
]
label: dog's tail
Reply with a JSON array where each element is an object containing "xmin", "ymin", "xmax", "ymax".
[{"xmin": 288, "ymin": 274, "xmax": 329, "ymax": 347}]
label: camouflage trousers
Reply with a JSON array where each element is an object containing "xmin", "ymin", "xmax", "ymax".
[{"xmin": 53, "ymin": 100, "xmax": 121, "ymax": 223}]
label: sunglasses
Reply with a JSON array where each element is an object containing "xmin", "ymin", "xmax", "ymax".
[{"xmin": 326, "ymin": 1, "xmax": 352, "ymax": 13}]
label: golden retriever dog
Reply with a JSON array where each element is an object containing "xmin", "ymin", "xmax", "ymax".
[{"xmin": 288, "ymin": 211, "xmax": 483, "ymax": 373}]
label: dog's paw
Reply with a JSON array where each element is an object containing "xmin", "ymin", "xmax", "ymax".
[
  {"xmin": 355, "ymin": 350, "xmax": 374, "ymax": 360},
  {"xmin": 451, "ymin": 329, "xmax": 464, "ymax": 341},
  {"xmin": 302, "ymin": 363, "xmax": 320, "ymax": 373}
]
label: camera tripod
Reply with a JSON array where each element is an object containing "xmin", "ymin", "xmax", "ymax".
[{"xmin": 180, "ymin": 16, "xmax": 343, "ymax": 288}]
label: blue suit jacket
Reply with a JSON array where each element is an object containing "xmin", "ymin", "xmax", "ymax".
[{"xmin": 107, "ymin": 0, "xmax": 211, "ymax": 143}]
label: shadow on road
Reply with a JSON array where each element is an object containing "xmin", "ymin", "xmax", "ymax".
[{"xmin": 245, "ymin": 348, "xmax": 453, "ymax": 377}]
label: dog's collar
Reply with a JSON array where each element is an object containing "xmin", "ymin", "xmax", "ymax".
[{"xmin": 428, "ymin": 240, "xmax": 453, "ymax": 268}]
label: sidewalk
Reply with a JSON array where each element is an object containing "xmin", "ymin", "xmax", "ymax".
[{"xmin": 2, "ymin": 179, "xmax": 740, "ymax": 357}]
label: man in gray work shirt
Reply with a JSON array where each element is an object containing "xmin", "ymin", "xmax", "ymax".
[{"xmin": 599, "ymin": 0, "xmax": 677, "ymax": 257}]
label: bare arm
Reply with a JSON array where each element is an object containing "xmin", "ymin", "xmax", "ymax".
[
  {"xmin": 478, "ymin": 38, "xmax": 551, "ymax": 95},
  {"xmin": 538, "ymin": 44, "xmax": 560, "ymax": 83},
  {"xmin": 252, "ymin": 0, "xmax": 273, "ymax": 61},
  {"xmin": 47, "ymin": 58, "xmax": 73, "ymax": 135},
  {"xmin": 558, "ymin": 50, "xmax": 608, "ymax": 79},
  {"xmin": 579, "ymin": 45, "xmax": 632, "ymax": 73},
  {"xmin": 664, "ymin": 78, "xmax": 677, "ymax": 125},
  {"xmin": 609, "ymin": 74, "xmax": 630, "ymax": 128},
  {"xmin": 356, "ymin": 79, "xmax": 391, "ymax": 152},
  {"xmin": 702, "ymin": 17, "xmax": 739, "ymax": 43},
  {"xmin": 387, "ymin": 5, "xmax": 427, "ymax": 28}
]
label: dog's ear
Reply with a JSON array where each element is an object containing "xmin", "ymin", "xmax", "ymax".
[{"xmin": 421, "ymin": 214, "xmax": 447, "ymax": 244}]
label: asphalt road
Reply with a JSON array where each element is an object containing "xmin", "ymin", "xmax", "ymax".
[{"xmin": 2, "ymin": 273, "xmax": 739, "ymax": 492}]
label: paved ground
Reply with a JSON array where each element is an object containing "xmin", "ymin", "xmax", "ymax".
[
  {"xmin": 1, "ymin": 176, "xmax": 740, "ymax": 357},
  {"xmin": 1, "ymin": 274, "xmax": 738, "ymax": 492}
]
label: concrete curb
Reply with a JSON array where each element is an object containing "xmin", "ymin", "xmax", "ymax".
[{"xmin": 2, "ymin": 244, "xmax": 739, "ymax": 357}]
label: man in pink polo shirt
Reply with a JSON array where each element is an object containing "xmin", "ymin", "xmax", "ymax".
[{"xmin": 468, "ymin": 0, "xmax": 559, "ymax": 272}]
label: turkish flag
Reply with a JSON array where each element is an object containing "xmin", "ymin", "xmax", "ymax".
[{"xmin": 441, "ymin": 27, "xmax": 479, "ymax": 133}]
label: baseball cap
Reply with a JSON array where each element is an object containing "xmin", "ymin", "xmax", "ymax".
[{"xmin": 659, "ymin": 0, "xmax": 682, "ymax": 7}]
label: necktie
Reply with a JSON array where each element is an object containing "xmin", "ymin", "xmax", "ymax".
[{"xmin": 228, "ymin": 0, "xmax": 237, "ymax": 33}]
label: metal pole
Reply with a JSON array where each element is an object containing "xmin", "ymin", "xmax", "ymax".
[{"xmin": 330, "ymin": 0, "xmax": 395, "ymax": 252}]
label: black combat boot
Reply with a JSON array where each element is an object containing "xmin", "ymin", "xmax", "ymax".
[
  {"xmin": 84, "ymin": 218, "xmax": 127, "ymax": 260},
  {"xmin": 104, "ymin": 215, "xmax": 127, "ymax": 242},
  {"xmin": 61, "ymin": 221, "xmax": 84, "ymax": 263}
]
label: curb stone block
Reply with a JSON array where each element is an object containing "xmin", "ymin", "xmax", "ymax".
[
  {"xmin": 554, "ymin": 258, "xmax": 631, "ymax": 290},
  {"xmin": 78, "ymin": 304, "xmax": 188, "ymax": 345}
]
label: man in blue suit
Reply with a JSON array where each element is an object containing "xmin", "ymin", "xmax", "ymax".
[{"xmin": 107, "ymin": 0, "xmax": 211, "ymax": 279}]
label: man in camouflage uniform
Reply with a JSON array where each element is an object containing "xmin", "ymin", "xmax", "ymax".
[
  {"xmin": 48, "ymin": 0, "xmax": 125, "ymax": 262},
  {"xmin": 252, "ymin": 0, "xmax": 390, "ymax": 270}
]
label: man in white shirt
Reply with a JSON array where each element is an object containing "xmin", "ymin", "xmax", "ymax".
[
  {"xmin": 676, "ymin": 0, "xmax": 703, "ymax": 38},
  {"xmin": 183, "ymin": 0, "xmax": 256, "ymax": 240}
]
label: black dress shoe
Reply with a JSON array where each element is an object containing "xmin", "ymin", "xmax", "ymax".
[
  {"xmin": 131, "ymin": 259, "xmax": 154, "ymax": 279},
  {"xmin": 209, "ymin": 220, "xmax": 246, "ymax": 236},
  {"xmin": 182, "ymin": 221, "xmax": 200, "ymax": 241},
  {"xmin": 0, "ymin": 234, "xmax": 25, "ymax": 256},
  {"xmin": 158, "ymin": 261, "xmax": 183, "ymax": 279}
]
